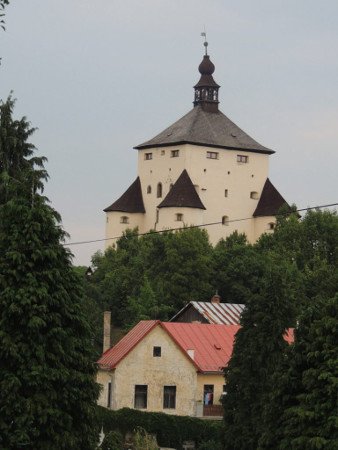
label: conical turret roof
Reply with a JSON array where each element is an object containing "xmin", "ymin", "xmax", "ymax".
[
  {"xmin": 104, "ymin": 177, "xmax": 145, "ymax": 213},
  {"xmin": 158, "ymin": 169, "xmax": 205, "ymax": 210}
]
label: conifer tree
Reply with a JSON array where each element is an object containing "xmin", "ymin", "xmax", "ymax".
[
  {"xmin": 222, "ymin": 256, "xmax": 300, "ymax": 450},
  {"xmin": 0, "ymin": 96, "xmax": 99, "ymax": 449},
  {"xmin": 263, "ymin": 295, "xmax": 338, "ymax": 450}
]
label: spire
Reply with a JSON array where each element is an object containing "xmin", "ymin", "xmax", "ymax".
[{"xmin": 194, "ymin": 34, "xmax": 220, "ymax": 112}]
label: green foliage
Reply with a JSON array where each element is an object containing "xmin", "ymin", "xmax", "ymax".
[
  {"xmin": 198, "ymin": 439, "xmax": 223, "ymax": 450},
  {"xmin": 132, "ymin": 427, "xmax": 159, "ymax": 450},
  {"xmin": 265, "ymin": 295, "xmax": 338, "ymax": 449},
  {"xmin": 97, "ymin": 406, "xmax": 223, "ymax": 449},
  {"xmin": 222, "ymin": 255, "xmax": 300, "ymax": 449},
  {"xmin": 91, "ymin": 227, "xmax": 213, "ymax": 328},
  {"xmin": 101, "ymin": 430, "xmax": 124, "ymax": 450},
  {"xmin": 0, "ymin": 97, "xmax": 100, "ymax": 449},
  {"xmin": 1, "ymin": 0, "xmax": 10, "ymax": 31}
]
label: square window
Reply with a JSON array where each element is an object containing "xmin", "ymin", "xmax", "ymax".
[
  {"xmin": 171, "ymin": 150, "xmax": 179, "ymax": 158},
  {"xmin": 163, "ymin": 386, "xmax": 176, "ymax": 409},
  {"xmin": 153, "ymin": 346, "xmax": 161, "ymax": 357},
  {"xmin": 120, "ymin": 216, "xmax": 129, "ymax": 224},
  {"xmin": 145, "ymin": 153, "xmax": 153, "ymax": 160},
  {"xmin": 175, "ymin": 213, "xmax": 183, "ymax": 222},
  {"xmin": 134, "ymin": 385, "xmax": 147, "ymax": 409},
  {"xmin": 237, "ymin": 154, "xmax": 248, "ymax": 163},
  {"xmin": 206, "ymin": 151, "xmax": 219, "ymax": 159},
  {"xmin": 161, "ymin": 150, "xmax": 165, "ymax": 155}
]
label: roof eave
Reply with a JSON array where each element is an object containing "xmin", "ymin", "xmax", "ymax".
[{"xmin": 134, "ymin": 140, "xmax": 275, "ymax": 155}]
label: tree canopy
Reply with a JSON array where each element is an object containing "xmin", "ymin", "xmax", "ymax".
[{"xmin": 0, "ymin": 96, "xmax": 99, "ymax": 449}]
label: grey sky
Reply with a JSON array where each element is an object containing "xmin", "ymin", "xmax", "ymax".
[{"xmin": 1, "ymin": 0, "xmax": 337, "ymax": 265}]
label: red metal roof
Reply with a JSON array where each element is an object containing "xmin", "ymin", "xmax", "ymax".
[
  {"xmin": 97, "ymin": 321, "xmax": 294, "ymax": 374},
  {"xmin": 97, "ymin": 320, "xmax": 159, "ymax": 369},
  {"xmin": 161, "ymin": 322, "xmax": 240, "ymax": 373}
]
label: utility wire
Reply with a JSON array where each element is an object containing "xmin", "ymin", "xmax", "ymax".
[{"xmin": 64, "ymin": 202, "xmax": 338, "ymax": 247}]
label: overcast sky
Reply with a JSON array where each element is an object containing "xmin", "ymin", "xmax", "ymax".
[{"xmin": 1, "ymin": 0, "xmax": 337, "ymax": 265}]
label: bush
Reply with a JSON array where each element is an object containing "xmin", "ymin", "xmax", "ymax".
[
  {"xmin": 101, "ymin": 430, "xmax": 124, "ymax": 450},
  {"xmin": 96, "ymin": 406, "xmax": 223, "ymax": 449}
]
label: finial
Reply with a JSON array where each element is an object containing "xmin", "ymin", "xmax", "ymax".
[{"xmin": 201, "ymin": 30, "xmax": 208, "ymax": 55}]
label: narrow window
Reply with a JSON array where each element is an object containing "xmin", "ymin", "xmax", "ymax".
[
  {"xmin": 203, "ymin": 385, "xmax": 214, "ymax": 406},
  {"xmin": 237, "ymin": 154, "xmax": 248, "ymax": 163},
  {"xmin": 163, "ymin": 386, "xmax": 176, "ymax": 409},
  {"xmin": 250, "ymin": 191, "xmax": 259, "ymax": 199},
  {"xmin": 222, "ymin": 215, "xmax": 229, "ymax": 226},
  {"xmin": 206, "ymin": 151, "xmax": 219, "ymax": 159},
  {"xmin": 120, "ymin": 216, "xmax": 129, "ymax": 224},
  {"xmin": 134, "ymin": 385, "xmax": 147, "ymax": 409},
  {"xmin": 222, "ymin": 384, "xmax": 227, "ymax": 396},
  {"xmin": 107, "ymin": 381, "xmax": 112, "ymax": 408},
  {"xmin": 145, "ymin": 152, "xmax": 153, "ymax": 160},
  {"xmin": 171, "ymin": 149, "xmax": 179, "ymax": 158},
  {"xmin": 157, "ymin": 183, "xmax": 162, "ymax": 198},
  {"xmin": 153, "ymin": 346, "xmax": 161, "ymax": 357},
  {"xmin": 268, "ymin": 222, "xmax": 275, "ymax": 230},
  {"xmin": 175, "ymin": 213, "xmax": 183, "ymax": 222},
  {"xmin": 147, "ymin": 185, "xmax": 152, "ymax": 194},
  {"xmin": 156, "ymin": 209, "xmax": 159, "ymax": 222},
  {"xmin": 224, "ymin": 189, "xmax": 228, "ymax": 197}
]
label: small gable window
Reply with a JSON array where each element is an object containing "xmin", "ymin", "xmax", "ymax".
[
  {"xmin": 237, "ymin": 154, "xmax": 248, "ymax": 163},
  {"xmin": 222, "ymin": 215, "xmax": 229, "ymax": 226},
  {"xmin": 145, "ymin": 152, "xmax": 153, "ymax": 160},
  {"xmin": 250, "ymin": 191, "xmax": 259, "ymax": 199},
  {"xmin": 171, "ymin": 149, "xmax": 179, "ymax": 158},
  {"xmin": 147, "ymin": 185, "xmax": 152, "ymax": 194},
  {"xmin": 120, "ymin": 216, "xmax": 129, "ymax": 224},
  {"xmin": 153, "ymin": 346, "xmax": 161, "ymax": 357},
  {"xmin": 157, "ymin": 183, "xmax": 162, "ymax": 198},
  {"xmin": 175, "ymin": 213, "xmax": 183, "ymax": 222},
  {"xmin": 207, "ymin": 151, "xmax": 219, "ymax": 159}
]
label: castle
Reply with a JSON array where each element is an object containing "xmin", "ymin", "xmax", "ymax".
[{"xmin": 104, "ymin": 48, "xmax": 288, "ymax": 246}]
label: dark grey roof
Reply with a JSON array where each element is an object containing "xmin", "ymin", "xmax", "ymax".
[
  {"xmin": 158, "ymin": 169, "xmax": 206, "ymax": 210},
  {"xmin": 135, "ymin": 105, "xmax": 274, "ymax": 154},
  {"xmin": 253, "ymin": 178, "xmax": 289, "ymax": 217},
  {"xmin": 104, "ymin": 177, "xmax": 145, "ymax": 213}
]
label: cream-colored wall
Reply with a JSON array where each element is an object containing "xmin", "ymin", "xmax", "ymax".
[
  {"xmin": 253, "ymin": 215, "xmax": 276, "ymax": 240},
  {"xmin": 97, "ymin": 369, "xmax": 114, "ymax": 408},
  {"xmin": 99, "ymin": 325, "xmax": 199, "ymax": 416},
  {"xmin": 105, "ymin": 144, "xmax": 272, "ymax": 248},
  {"xmin": 197, "ymin": 374, "xmax": 225, "ymax": 406},
  {"xmin": 105, "ymin": 211, "xmax": 144, "ymax": 249}
]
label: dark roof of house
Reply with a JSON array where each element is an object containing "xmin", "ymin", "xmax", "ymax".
[
  {"xmin": 135, "ymin": 104, "xmax": 274, "ymax": 154},
  {"xmin": 170, "ymin": 301, "xmax": 245, "ymax": 325},
  {"xmin": 104, "ymin": 177, "xmax": 145, "ymax": 213},
  {"xmin": 158, "ymin": 169, "xmax": 206, "ymax": 210},
  {"xmin": 253, "ymin": 178, "xmax": 289, "ymax": 217}
]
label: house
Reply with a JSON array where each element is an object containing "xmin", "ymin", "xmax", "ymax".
[
  {"xmin": 97, "ymin": 319, "xmax": 240, "ymax": 418},
  {"xmin": 170, "ymin": 294, "xmax": 245, "ymax": 325},
  {"xmin": 104, "ymin": 45, "xmax": 290, "ymax": 248}
]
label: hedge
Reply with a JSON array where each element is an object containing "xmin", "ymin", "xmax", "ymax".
[{"xmin": 97, "ymin": 406, "xmax": 223, "ymax": 448}]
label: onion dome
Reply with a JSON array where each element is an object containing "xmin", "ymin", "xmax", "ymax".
[{"xmin": 194, "ymin": 54, "xmax": 220, "ymax": 112}]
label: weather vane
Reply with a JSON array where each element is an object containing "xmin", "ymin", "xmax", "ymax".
[{"xmin": 201, "ymin": 29, "xmax": 208, "ymax": 55}]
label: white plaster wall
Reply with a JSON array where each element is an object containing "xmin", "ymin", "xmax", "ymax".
[
  {"xmin": 105, "ymin": 325, "xmax": 198, "ymax": 416},
  {"xmin": 105, "ymin": 211, "xmax": 144, "ymax": 249},
  {"xmin": 105, "ymin": 144, "xmax": 272, "ymax": 247}
]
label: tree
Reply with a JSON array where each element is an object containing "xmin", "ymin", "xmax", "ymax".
[
  {"xmin": 222, "ymin": 256, "xmax": 300, "ymax": 450},
  {"xmin": 1, "ymin": 0, "xmax": 10, "ymax": 31},
  {"xmin": 263, "ymin": 295, "xmax": 338, "ymax": 450},
  {"xmin": 0, "ymin": 97, "xmax": 99, "ymax": 449}
]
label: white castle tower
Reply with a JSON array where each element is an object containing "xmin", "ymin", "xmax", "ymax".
[{"xmin": 104, "ymin": 47, "xmax": 288, "ymax": 246}]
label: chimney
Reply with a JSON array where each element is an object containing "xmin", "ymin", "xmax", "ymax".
[
  {"xmin": 187, "ymin": 349, "xmax": 195, "ymax": 360},
  {"xmin": 210, "ymin": 293, "xmax": 221, "ymax": 304},
  {"xmin": 103, "ymin": 311, "xmax": 111, "ymax": 353}
]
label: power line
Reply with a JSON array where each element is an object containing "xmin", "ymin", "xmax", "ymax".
[{"xmin": 64, "ymin": 202, "xmax": 338, "ymax": 247}]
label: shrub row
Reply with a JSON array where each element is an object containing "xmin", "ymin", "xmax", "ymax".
[{"xmin": 97, "ymin": 406, "xmax": 223, "ymax": 448}]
